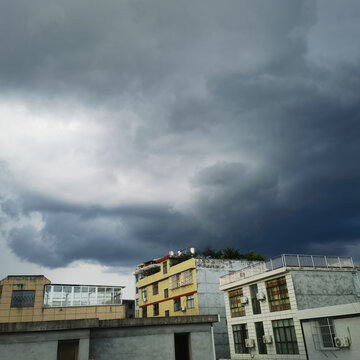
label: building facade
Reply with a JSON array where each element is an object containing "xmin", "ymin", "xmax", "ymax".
[
  {"xmin": 0, "ymin": 315, "xmax": 219, "ymax": 360},
  {"xmin": 220, "ymin": 254, "xmax": 359, "ymax": 360},
  {"xmin": 0, "ymin": 275, "xmax": 127, "ymax": 323},
  {"xmin": 135, "ymin": 249, "xmax": 253, "ymax": 359}
]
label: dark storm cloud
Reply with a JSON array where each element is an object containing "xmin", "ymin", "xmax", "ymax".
[{"xmin": 1, "ymin": 0, "xmax": 360, "ymax": 269}]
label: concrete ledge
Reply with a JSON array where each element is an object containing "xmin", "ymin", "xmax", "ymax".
[
  {"xmin": 100, "ymin": 315, "xmax": 219, "ymax": 328},
  {"xmin": 0, "ymin": 315, "xmax": 219, "ymax": 334},
  {"xmin": 0, "ymin": 319, "xmax": 99, "ymax": 333}
]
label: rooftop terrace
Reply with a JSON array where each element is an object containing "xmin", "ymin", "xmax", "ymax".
[{"xmin": 220, "ymin": 254, "xmax": 354, "ymax": 287}]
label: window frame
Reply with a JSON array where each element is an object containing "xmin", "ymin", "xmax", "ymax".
[
  {"xmin": 153, "ymin": 282, "xmax": 159, "ymax": 295},
  {"xmin": 318, "ymin": 318, "xmax": 336, "ymax": 349},
  {"xmin": 250, "ymin": 284, "xmax": 261, "ymax": 315},
  {"xmin": 232, "ymin": 324, "xmax": 249, "ymax": 354},
  {"xmin": 153, "ymin": 303, "xmax": 159, "ymax": 316},
  {"xmin": 186, "ymin": 294, "xmax": 195, "ymax": 309},
  {"xmin": 229, "ymin": 288, "xmax": 246, "ymax": 318},
  {"xmin": 11, "ymin": 290, "xmax": 35, "ymax": 307},
  {"xmin": 266, "ymin": 276, "xmax": 291, "ymax": 312},
  {"xmin": 272, "ymin": 318, "xmax": 299, "ymax": 354},
  {"xmin": 164, "ymin": 288, "xmax": 169, "ymax": 298},
  {"xmin": 174, "ymin": 297, "xmax": 181, "ymax": 312},
  {"xmin": 163, "ymin": 261, "xmax": 168, "ymax": 274},
  {"xmin": 255, "ymin": 321, "xmax": 267, "ymax": 354}
]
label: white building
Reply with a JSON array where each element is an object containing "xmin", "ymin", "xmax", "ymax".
[{"xmin": 220, "ymin": 254, "xmax": 360, "ymax": 360}]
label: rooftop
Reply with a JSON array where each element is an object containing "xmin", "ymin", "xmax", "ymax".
[{"xmin": 220, "ymin": 254, "xmax": 354, "ymax": 286}]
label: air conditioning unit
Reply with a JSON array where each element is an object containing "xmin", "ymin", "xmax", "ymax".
[
  {"xmin": 241, "ymin": 296, "xmax": 249, "ymax": 305},
  {"xmin": 245, "ymin": 339, "xmax": 255, "ymax": 348},
  {"xmin": 335, "ymin": 337, "xmax": 350, "ymax": 348},
  {"xmin": 256, "ymin": 291, "xmax": 266, "ymax": 301},
  {"xmin": 181, "ymin": 306, "xmax": 186, "ymax": 312},
  {"xmin": 262, "ymin": 335, "xmax": 272, "ymax": 344}
]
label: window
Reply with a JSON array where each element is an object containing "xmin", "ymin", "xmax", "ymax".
[
  {"xmin": 136, "ymin": 287, "xmax": 138, "ymax": 294},
  {"xmin": 169, "ymin": 273, "xmax": 181, "ymax": 289},
  {"xmin": 318, "ymin": 318, "xmax": 336, "ymax": 348},
  {"xmin": 153, "ymin": 282, "xmax": 159, "ymax": 295},
  {"xmin": 163, "ymin": 261, "xmax": 168, "ymax": 274},
  {"xmin": 174, "ymin": 297, "xmax": 181, "ymax": 312},
  {"xmin": 266, "ymin": 277, "xmax": 291, "ymax": 312},
  {"xmin": 187, "ymin": 294, "xmax": 195, "ymax": 309},
  {"xmin": 255, "ymin": 322, "xmax": 267, "ymax": 354},
  {"xmin": 141, "ymin": 288, "xmax": 147, "ymax": 302},
  {"xmin": 165, "ymin": 310, "xmax": 169, "ymax": 317},
  {"xmin": 181, "ymin": 269, "xmax": 193, "ymax": 286},
  {"xmin": 142, "ymin": 306, "xmax": 147, "ymax": 318},
  {"xmin": 0, "ymin": 285, "xmax": 2, "ymax": 298},
  {"xmin": 229, "ymin": 288, "xmax": 246, "ymax": 317},
  {"xmin": 232, "ymin": 324, "xmax": 249, "ymax": 354},
  {"xmin": 272, "ymin": 319, "xmax": 299, "ymax": 354},
  {"xmin": 250, "ymin": 284, "xmax": 261, "ymax": 315},
  {"xmin": 153, "ymin": 303, "xmax": 159, "ymax": 316},
  {"xmin": 164, "ymin": 288, "xmax": 169, "ymax": 298},
  {"xmin": 11, "ymin": 290, "xmax": 35, "ymax": 307},
  {"xmin": 135, "ymin": 298, "xmax": 139, "ymax": 306}
]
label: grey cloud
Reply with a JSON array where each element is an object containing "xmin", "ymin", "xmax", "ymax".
[{"xmin": 1, "ymin": 0, "xmax": 360, "ymax": 268}]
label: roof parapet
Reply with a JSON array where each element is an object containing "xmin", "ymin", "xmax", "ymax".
[{"xmin": 220, "ymin": 254, "xmax": 354, "ymax": 286}]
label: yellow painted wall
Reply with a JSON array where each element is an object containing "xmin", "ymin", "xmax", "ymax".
[
  {"xmin": 138, "ymin": 257, "xmax": 199, "ymax": 317},
  {"xmin": 0, "ymin": 276, "xmax": 125, "ymax": 323}
]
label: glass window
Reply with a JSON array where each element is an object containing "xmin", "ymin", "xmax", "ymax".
[
  {"xmin": 163, "ymin": 261, "xmax": 168, "ymax": 274},
  {"xmin": 233, "ymin": 324, "xmax": 249, "ymax": 354},
  {"xmin": 11, "ymin": 290, "xmax": 35, "ymax": 307},
  {"xmin": 272, "ymin": 319, "xmax": 299, "ymax": 354},
  {"xmin": 165, "ymin": 310, "xmax": 169, "ymax": 317},
  {"xmin": 229, "ymin": 288, "xmax": 246, "ymax": 317},
  {"xmin": 250, "ymin": 284, "xmax": 261, "ymax": 315},
  {"xmin": 318, "ymin": 318, "xmax": 336, "ymax": 348},
  {"xmin": 187, "ymin": 294, "xmax": 195, "ymax": 309},
  {"xmin": 142, "ymin": 306, "xmax": 147, "ymax": 318},
  {"xmin": 153, "ymin": 303, "xmax": 159, "ymax": 316},
  {"xmin": 141, "ymin": 288, "xmax": 147, "ymax": 302},
  {"xmin": 174, "ymin": 297, "xmax": 181, "ymax": 312},
  {"xmin": 153, "ymin": 283, "xmax": 159, "ymax": 295},
  {"xmin": 255, "ymin": 322, "xmax": 267, "ymax": 354},
  {"xmin": 266, "ymin": 277, "xmax": 291, "ymax": 312},
  {"xmin": 164, "ymin": 288, "xmax": 169, "ymax": 298}
]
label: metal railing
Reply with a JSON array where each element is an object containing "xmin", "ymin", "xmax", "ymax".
[{"xmin": 220, "ymin": 254, "xmax": 354, "ymax": 287}]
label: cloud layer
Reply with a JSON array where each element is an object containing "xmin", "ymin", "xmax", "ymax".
[{"xmin": 1, "ymin": 0, "xmax": 360, "ymax": 271}]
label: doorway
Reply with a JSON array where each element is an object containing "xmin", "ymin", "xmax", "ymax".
[
  {"xmin": 57, "ymin": 339, "xmax": 79, "ymax": 360},
  {"xmin": 174, "ymin": 333, "xmax": 190, "ymax": 360}
]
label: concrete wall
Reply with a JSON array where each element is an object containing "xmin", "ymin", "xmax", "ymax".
[
  {"xmin": 291, "ymin": 269, "xmax": 358, "ymax": 310},
  {"xmin": 90, "ymin": 323, "xmax": 215, "ymax": 360},
  {"xmin": 195, "ymin": 259, "xmax": 252, "ymax": 359},
  {"xmin": 302, "ymin": 315, "xmax": 360, "ymax": 360},
  {"xmin": 0, "ymin": 329, "xmax": 89, "ymax": 360}
]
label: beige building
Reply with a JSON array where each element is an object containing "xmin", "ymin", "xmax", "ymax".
[{"xmin": 0, "ymin": 275, "xmax": 126, "ymax": 323}]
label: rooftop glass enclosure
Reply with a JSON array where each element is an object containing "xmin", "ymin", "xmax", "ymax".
[{"xmin": 44, "ymin": 284, "xmax": 123, "ymax": 307}]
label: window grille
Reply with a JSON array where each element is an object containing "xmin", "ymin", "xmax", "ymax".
[
  {"xmin": 311, "ymin": 318, "xmax": 336, "ymax": 349},
  {"xmin": 11, "ymin": 290, "xmax": 35, "ymax": 307}
]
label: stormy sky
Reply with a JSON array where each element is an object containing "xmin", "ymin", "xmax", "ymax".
[{"xmin": 1, "ymin": 0, "xmax": 360, "ymax": 295}]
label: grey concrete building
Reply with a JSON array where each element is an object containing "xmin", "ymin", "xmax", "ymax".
[
  {"xmin": 220, "ymin": 254, "xmax": 359, "ymax": 360},
  {"xmin": 0, "ymin": 315, "xmax": 219, "ymax": 360}
]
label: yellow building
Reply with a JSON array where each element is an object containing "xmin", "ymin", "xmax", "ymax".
[
  {"xmin": 136, "ymin": 254, "xmax": 199, "ymax": 318},
  {"xmin": 0, "ymin": 275, "xmax": 126, "ymax": 323}
]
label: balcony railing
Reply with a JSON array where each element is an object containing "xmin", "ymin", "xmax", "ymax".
[{"xmin": 220, "ymin": 254, "xmax": 354, "ymax": 286}]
